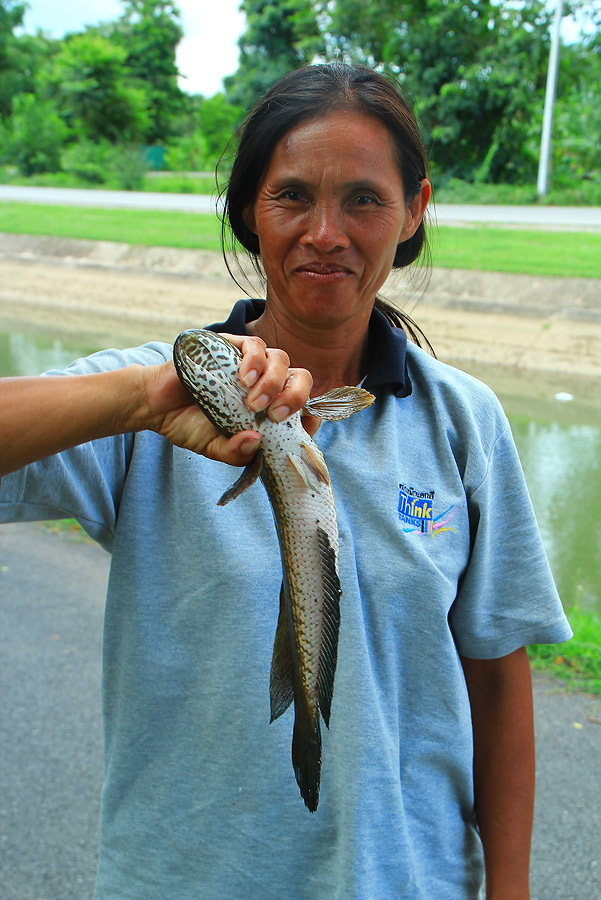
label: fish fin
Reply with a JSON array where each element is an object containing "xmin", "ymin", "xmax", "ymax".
[
  {"xmin": 269, "ymin": 584, "xmax": 294, "ymax": 722},
  {"xmin": 316, "ymin": 527, "xmax": 341, "ymax": 729},
  {"xmin": 303, "ymin": 386, "xmax": 375, "ymax": 421},
  {"xmin": 287, "ymin": 452, "xmax": 321, "ymax": 491},
  {"xmin": 217, "ymin": 449, "xmax": 264, "ymax": 506},
  {"xmin": 292, "ymin": 714, "xmax": 322, "ymax": 813},
  {"xmin": 300, "ymin": 443, "xmax": 330, "ymax": 486}
]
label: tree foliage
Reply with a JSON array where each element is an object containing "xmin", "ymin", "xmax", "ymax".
[
  {"xmin": 0, "ymin": 0, "xmax": 599, "ymax": 188},
  {"xmin": 321, "ymin": 0, "xmax": 553, "ymax": 182},
  {"xmin": 5, "ymin": 92, "xmax": 68, "ymax": 174},
  {"xmin": 224, "ymin": 0, "xmax": 325, "ymax": 110},
  {"xmin": 0, "ymin": 0, "xmax": 52, "ymax": 118},
  {"xmin": 112, "ymin": 0, "xmax": 187, "ymax": 143},
  {"xmin": 50, "ymin": 32, "xmax": 150, "ymax": 143}
]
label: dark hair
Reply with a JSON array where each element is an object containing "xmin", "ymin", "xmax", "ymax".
[{"xmin": 220, "ymin": 62, "xmax": 434, "ymax": 351}]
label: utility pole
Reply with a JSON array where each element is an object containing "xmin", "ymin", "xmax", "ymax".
[{"xmin": 537, "ymin": 0, "xmax": 564, "ymax": 198}]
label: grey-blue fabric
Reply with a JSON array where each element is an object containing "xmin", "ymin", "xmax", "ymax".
[{"xmin": 0, "ymin": 306, "xmax": 571, "ymax": 899}]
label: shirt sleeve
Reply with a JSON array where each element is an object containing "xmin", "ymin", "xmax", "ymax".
[
  {"xmin": 0, "ymin": 342, "xmax": 171, "ymax": 552},
  {"xmin": 449, "ymin": 422, "xmax": 573, "ymax": 658}
]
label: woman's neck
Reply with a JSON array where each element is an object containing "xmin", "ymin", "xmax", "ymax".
[{"xmin": 247, "ymin": 304, "xmax": 372, "ymax": 396}]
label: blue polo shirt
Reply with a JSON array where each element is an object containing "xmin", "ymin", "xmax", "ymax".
[{"xmin": 0, "ymin": 302, "xmax": 571, "ymax": 900}]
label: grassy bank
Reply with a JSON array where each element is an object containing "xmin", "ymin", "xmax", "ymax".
[
  {"xmin": 1, "ymin": 200, "xmax": 600, "ymax": 278},
  {"xmin": 528, "ymin": 606, "xmax": 601, "ymax": 697}
]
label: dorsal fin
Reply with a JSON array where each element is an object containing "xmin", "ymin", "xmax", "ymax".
[{"xmin": 316, "ymin": 527, "xmax": 341, "ymax": 728}]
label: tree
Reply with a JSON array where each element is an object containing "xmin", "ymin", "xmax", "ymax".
[
  {"xmin": 8, "ymin": 92, "xmax": 69, "ymax": 174},
  {"xmin": 224, "ymin": 0, "xmax": 325, "ymax": 110},
  {"xmin": 0, "ymin": 0, "xmax": 27, "ymax": 116},
  {"xmin": 114, "ymin": 0, "xmax": 187, "ymax": 143},
  {"xmin": 198, "ymin": 93, "xmax": 244, "ymax": 160},
  {"xmin": 322, "ymin": 0, "xmax": 553, "ymax": 182},
  {"xmin": 552, "ymin": 26, "xmax": 601, "ymax": 186},
  {"xmin": 52, "ymin": 32, "xmax": 149, "ymax": 143}
]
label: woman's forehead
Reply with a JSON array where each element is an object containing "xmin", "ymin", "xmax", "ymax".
[{"xmin": 266, "ymin": 110, "xmax": 400, "ymax": 180}]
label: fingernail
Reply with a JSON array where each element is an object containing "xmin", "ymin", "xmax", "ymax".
[
  {"xmin": 243, "ymin": 369, "xmax": 258, "ymax": 388},
  {"xmin": 240, "ymin": 438, "xmax": 260, "ymax": 455},
  {"xmin": 270, "ymin": 406, "xmax": 290, "ymax": 422},
  {"xmin": 250, "ymin": 393, "xmax": 269, "ymax": 412}
]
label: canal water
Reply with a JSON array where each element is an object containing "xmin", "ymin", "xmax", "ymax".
[{"xmin": 2, "ymin": 326, "xmax": 600, "ymax": 616}]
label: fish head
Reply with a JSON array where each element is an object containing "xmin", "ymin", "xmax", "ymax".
[{"xmin": 173, "ymin": 329, "xmax": 251, "ymax": 435}]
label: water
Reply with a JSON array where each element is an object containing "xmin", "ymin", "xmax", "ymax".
[{"xmin": 2, "ymin": 327, "xmax": 600, "ymax": 616}]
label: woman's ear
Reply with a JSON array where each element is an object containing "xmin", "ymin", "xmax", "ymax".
[
  {"xmin": 241, "ymin": 203, "xmax": 256, "ymax": 235},
  {"xmin": 399, "ymin": 179, "xmax": 431, "ymax": 243}
]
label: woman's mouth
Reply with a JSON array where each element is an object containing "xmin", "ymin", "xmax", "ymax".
[{"xmin": 296, "ymin": 262, "xmax": 352, "ymax": 281}]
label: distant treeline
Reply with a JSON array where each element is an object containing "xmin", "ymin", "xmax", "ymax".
[{"xmin": 1, "ymin": 0, "xmax": 599, "ymax": 193}]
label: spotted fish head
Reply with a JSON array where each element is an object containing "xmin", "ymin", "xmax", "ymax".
[{"xmin": 173, "ymin": 329, "xmax": 253, "ymax": 436}]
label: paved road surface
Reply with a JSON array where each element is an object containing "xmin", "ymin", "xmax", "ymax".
[
  {"xmin": 2, "ymin": 184, "xmax": 601, "ymax": 228},
  {"xmin": 1, "ymin": 521, "xmax": 600, "ymax": 900}
]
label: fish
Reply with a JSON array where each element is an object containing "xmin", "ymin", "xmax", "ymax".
[{"xmin": 173, "ymin": 329, "xmax": 375, "ymax": 811}]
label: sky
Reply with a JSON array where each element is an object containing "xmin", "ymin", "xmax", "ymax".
[{"xmin": 21, "ymin": 0, "xmax": 246, "ymax": 97}]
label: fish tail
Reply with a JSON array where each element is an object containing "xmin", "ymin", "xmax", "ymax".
[{"xmin": 292, "ymin": 714, "xmax": 322, "ymax": 813}]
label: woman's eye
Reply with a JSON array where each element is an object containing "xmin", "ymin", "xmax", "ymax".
[
  {"xmin": 280, "ymin": 190, "xmax": 305, "ymax": 203},
  {"xmin": 352, "ymin": 194, "xmax": 377, "ymax": 206}
]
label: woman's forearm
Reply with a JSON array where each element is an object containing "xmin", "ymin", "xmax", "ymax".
[
  {"xmin": 461, "ymin": 648, "xmax": 535, "ymax": 900},
  {"xmin": 0, "ymin": 367, "xmax": 149, "ymax": 478},
  {"xmin": 0, "ymin": 337, "xmax": 314, "ymax": 479}
]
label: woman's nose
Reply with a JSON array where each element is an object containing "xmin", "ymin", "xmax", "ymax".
[{"xmin": 299, "ymin": 204, "xmax": 351, "ymax": 252}]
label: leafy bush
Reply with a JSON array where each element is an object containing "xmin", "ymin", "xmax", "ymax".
[
  {"xmin": 61, "ymin": 141, "xmax": 113, "ymax": 184},
  {"xmin": 61, "ymin": 141, "xmax": 147, "ymax": 191},
  {"xmin": 164, "ymin": 129, "xmax": 211, "ymax": 172},
  {"xmin": 7, "ymin": 94, "xmax": 69, "ymax": 175}
]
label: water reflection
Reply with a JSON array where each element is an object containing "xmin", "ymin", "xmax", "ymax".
[
  {"xmin": 512, "ymin": 420, "xmax": 601, "ymax": 613},
  {"xmin": 2, "ymin": 328, "xmax": 600, "ymax": 615}
]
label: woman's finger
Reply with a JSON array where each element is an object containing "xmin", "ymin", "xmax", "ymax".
[
  {"xmin": 266, "ymin": 368, "xmax": 314, "ymax": 423},
  {"xmin": 222, "ymin": 333, "xmax": 313, "ymax": 419}
]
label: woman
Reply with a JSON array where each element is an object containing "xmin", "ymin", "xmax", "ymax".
[{"xmin": 0, "ymin": 64, "xmax": 571, "ymax": 899}]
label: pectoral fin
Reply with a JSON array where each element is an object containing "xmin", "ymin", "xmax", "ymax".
[
  {"xmin": 304, "ymin": 386, "xmax": 375, "ymax": 421},
  {"xmin": 217, "ymin": 449, "xmax": 264, "ymax": 506}
]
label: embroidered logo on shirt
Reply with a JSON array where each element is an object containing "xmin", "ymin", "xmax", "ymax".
[{"xmin": 398, "ymin": 483, "xmax": 456, "ymax": 536}]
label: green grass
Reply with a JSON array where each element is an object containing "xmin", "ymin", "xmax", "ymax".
[
  {"xmin": 0, "ymin": 201, "xmax": 223, "ymax": 252},
  {"xmin": 528, "ymin": 606, "xmax": 601, "ymax": 697},
  {"xmin": 1, "ymin": 199, "xmax": 600, "ymax": 278},
  {"xmin": 432, "ymin": 225, "xmax": 601, "ymax": 278}
]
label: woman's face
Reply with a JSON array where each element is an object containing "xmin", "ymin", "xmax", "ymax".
[{"xmin": 243, "ymin": 109, "xmax": 429, "ymax": 334}]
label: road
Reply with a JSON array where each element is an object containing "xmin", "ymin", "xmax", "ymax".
[
  {"xmin": 1, "ymin": 521, "xmax": 600, "ymax": 900},
  {"xmin": 2, "ymin": 184, "xmax": 601, "ymax": 228}
]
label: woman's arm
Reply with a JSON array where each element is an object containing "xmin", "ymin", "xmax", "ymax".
[
  {"xmin": 0, "ymin": 335, "xmax": 313, "ymax": 479},
  {"xmin": 461, "ymin": 647, "xmax": 535, "ymax": 900}
]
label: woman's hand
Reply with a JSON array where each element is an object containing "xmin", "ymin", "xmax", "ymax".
[
  {"xmin": 141, "ymin": 334, "xmax": 316, "ymax": 466},
  {"xmin": 0, "ymin": 334, "xmax": 315, "ymax": 479}
]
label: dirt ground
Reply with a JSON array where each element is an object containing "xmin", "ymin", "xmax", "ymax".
[{"xmin": 1, "ymin": 232, "xmax": 601, "ymax": 380}]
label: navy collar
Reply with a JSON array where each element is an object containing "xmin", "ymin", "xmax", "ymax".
[{"xmin": 209, "ymin": 299, "xmax": 411, "ymax": 399}]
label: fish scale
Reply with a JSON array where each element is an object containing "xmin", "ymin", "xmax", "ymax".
[{"xmin": 173, "ymin": 329, "xmax": 374, "ymax": 811}]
